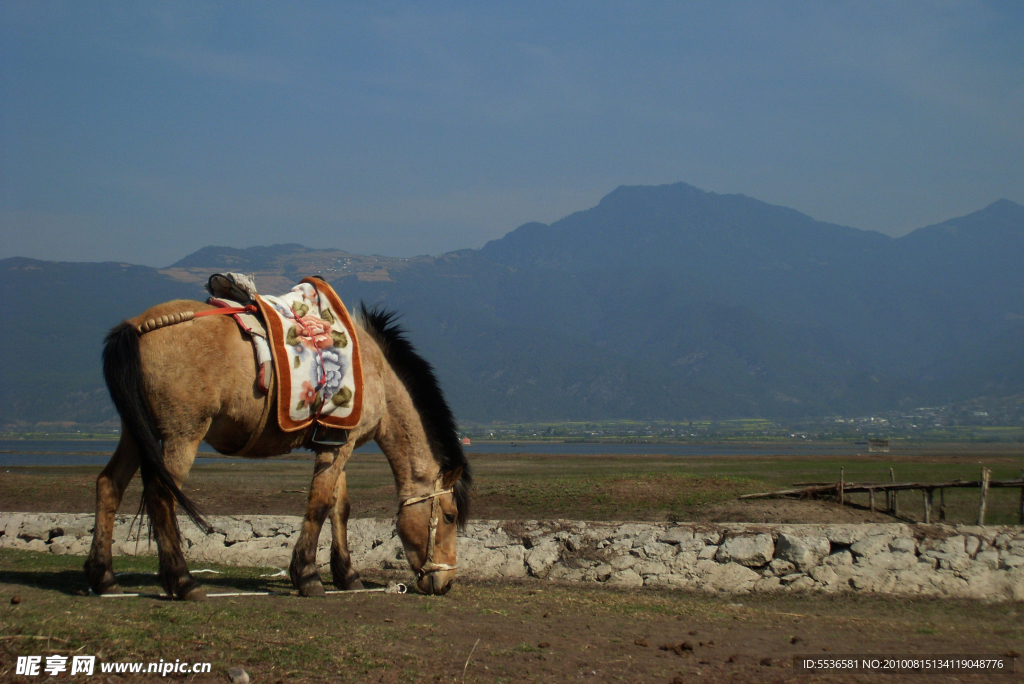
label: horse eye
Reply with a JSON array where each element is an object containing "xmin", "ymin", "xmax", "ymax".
[{"xmin": 444, "ymin": 512, "xmax": 456, "ymax": 525}]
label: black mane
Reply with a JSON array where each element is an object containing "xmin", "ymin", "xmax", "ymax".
[{"xmin": 358, "ymin": 303, "xmax": 471, "ymax": 528}]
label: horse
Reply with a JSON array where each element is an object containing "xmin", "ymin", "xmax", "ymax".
[{"xmin": 84, "ymin": 294, "xmax": 471, "ymax": 600}]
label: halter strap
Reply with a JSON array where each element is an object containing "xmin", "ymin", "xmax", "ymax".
[
  {"xmin": 400, "ymin": 487, "xmax": 454, "ymax": 508},
  {"xmin": 399, "ymin": 478, "xmax": 456, "ymax": 577}
]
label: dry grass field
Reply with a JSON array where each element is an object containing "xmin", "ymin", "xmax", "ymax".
[{"xmin": 2, "ymin": 444, "xmax": 1022, "ymax": 525}]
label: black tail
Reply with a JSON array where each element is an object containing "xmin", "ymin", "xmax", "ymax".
[{"xmin": 103, "ymin": 322, "xmax": 208, "ymax": 534}]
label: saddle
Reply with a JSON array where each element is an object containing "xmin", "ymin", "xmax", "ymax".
[{"xmin": 205, "ymin": 273, "xmax": 363, "ymax": 449}]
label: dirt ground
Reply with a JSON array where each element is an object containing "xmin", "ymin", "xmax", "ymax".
[{"xmin": 1, "ymin": 551, "xmax": 1021, "ymax": 684}]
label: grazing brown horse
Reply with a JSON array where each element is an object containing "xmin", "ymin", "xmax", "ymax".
[{"xmin": 85, "ymin": 297, "xmax": 470, "ymax": 600}]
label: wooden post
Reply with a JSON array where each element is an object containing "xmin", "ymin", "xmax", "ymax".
[
  {"xmin": 977, "ymin": 468, "xmax": 991, "ymax": 526},
  {"xmin": 890, "ymin": 468, "xmax": 897, "ymax": 516},
  {"xmin": 839, "ymin": 467, "xmax": 845, "ymax": 506},
  {"xmin": 869, "ymin": 488, "xmax": 875, "ymax": 513},
  {"xmin": 939, "ymin": 488, "xmax": 946, "ymax": 522},
  {"xmin": 924, "ymin": 489, "xmax": 933, "ymax": 524},
  {"xmin": 1019, "ymin": 470, "xmax": 1023, "ymax": 525}
]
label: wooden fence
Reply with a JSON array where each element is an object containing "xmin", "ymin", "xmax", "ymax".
[{"xmin": 739, "ymin": 468, "xmax": 1024, "ymax": 525}]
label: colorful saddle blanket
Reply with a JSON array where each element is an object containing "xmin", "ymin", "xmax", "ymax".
[{"xmin": 255, "ymin": 278, "xmax": 363, "ymax": 432}]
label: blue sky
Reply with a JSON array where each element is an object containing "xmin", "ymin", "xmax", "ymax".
[{"xmin": 2, "ymin": 1, "xmax": 1022, "ymax": 266}]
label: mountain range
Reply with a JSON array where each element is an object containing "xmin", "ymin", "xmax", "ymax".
[{"xmin": 2, "ymin": 182, "xmax": 1022, "ymax": 427}]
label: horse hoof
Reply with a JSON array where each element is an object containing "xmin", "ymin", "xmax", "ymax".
[
  {"xmin": 333, "ymin": 572, "xmax": 363, "ymax": 591},
  {"xmin": 298, "ymin": 581, "xmax": 326, "ymax": 598},
  {"xmin": 180, "ymin": 586, "xmax": 207, "ymax": 602}
]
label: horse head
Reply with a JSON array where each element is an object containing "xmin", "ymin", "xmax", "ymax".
[{"xmin": 396, "ymin": 467, "xmax": 463, "ymax": 595}]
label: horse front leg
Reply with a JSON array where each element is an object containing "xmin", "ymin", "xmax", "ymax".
[
  {"xmin": 85, "ymin": 431, "xmax": 140, "ymax": 595},
  {"xmin": 329, "ymin": 471, "xmax": 364, "ymax": 590},
  {"xmin": 290, "ymin": 446, "xmax": 351, "ymax": 597}
]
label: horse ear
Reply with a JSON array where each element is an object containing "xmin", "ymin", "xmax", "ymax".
[{"xmin": 441, "ymin": 467, "xmax": 463, "ymax": 490}]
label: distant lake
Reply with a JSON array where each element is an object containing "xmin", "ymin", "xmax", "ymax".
[{"xmin": 0, "ymin": 438, "xmax": 863, "ymax": 467}]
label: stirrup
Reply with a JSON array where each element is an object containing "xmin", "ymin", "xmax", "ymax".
[{"xmin": 311, "ymin": 423, "xmax": 349, "ymax": 447}]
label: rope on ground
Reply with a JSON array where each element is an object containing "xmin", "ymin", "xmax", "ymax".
[{"xmin": 90, "ymin": 582, "xmax": 407, "ymax": 599}]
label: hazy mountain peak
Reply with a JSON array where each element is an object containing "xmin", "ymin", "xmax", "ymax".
[
  {"xmin": 597, "ymin": 181, "xmax": 708, "ymax": 207},
  {"xmin": 169, "ymin": 243, "xmax": 312, "ymax": 269},
  {"xmin": 979, "ymin": 198, "xmax": 1024, "ymax": 219},
  {"xmin": 902, "ymin": 197, "xmax": 1024, "ymax": 244}
]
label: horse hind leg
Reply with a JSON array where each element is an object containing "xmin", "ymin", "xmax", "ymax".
[
  {"xmin": 329, "ymin": 471, "xmax": 364, "ymax": 590},
  {"xmin": 145, "ymin": 432, "xmax": 207, "ymax": 601},
  {"xmin": 85, "ymin": 430, "xmax": 140, "ymax": 595}
]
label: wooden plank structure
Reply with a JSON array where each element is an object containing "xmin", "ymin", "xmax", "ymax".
[{"xmin": 740, "ymin": 468, "xmax": 1024, "ymax": 525}]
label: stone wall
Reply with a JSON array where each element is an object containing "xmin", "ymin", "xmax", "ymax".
[{"xmin": 2, "ymin": 513, "xmax": 1022, "ymax": 601}]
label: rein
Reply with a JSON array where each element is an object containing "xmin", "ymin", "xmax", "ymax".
[{"xmin": 399, "ymin": 479, "xmax": 456, "ymax": 578}]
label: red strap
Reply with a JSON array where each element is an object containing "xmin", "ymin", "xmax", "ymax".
[{"xmin": 194, "ymin": 305, "xmax": 259, "ymax": 318}]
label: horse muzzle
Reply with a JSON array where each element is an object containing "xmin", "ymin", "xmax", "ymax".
[
  {"xmin": 415, "ymin": 563, "xmax": 456, "ymax": 595},
  {"xmin": 415, "ymin": 569, "xmax": 456, "ymax": 593}
]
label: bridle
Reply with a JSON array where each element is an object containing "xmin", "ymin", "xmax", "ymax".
[{"xmin": 399, "ymin": 478, "xmax": 456, "ymax": 578}]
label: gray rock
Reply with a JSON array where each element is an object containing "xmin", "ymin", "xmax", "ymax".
[
  {"xmin": 809, "ymin": 564, "xmax": 838, "ymax": 586},
  {"xmin": 526, "ymin": 542, "xmax": 561, "ymax": 579},
  {"xmin": 630, "ymin": 531, "xmax": 660, "ymax": 548},
  {"xmin": 612, "ymin": 523, "xmax": 650, "ymax": 539},
  {"xmin": 889, "ymin": 538, "xmax": 917, "ymax": 554},
  {"xmin": 2, "ymin": 515, "xmax": 25, "ymax": 538},
  {"xmin": 787, "ymin": 575, "xmax": 817, "ymax": 592},
  {"xmin": 484, "ymin": 532, "xmax": 511, "ymax": 549},
  {"xmin": 658, "ymin": 527, "xmax": 695, "ymax": 545},
  {"xmin": 696, "ymin": 529, "xmax": 723, "ymax": 545},
  {"xmin": 1002, "ymin": 555, "xmax": 1024, "ymax": 570},
  {"xmin": 640, "ymin": 542, "xmax": 676, "ymax": 560},
  {"xmin": 17, "ymin": 523, "xmax": 51, "ymax": 541},
  {"xmin": 60, "ymin": 523, "xmax": 92, "ymax": 539},
  {"xmin": 26, "ymin": 539, "xmax": 48, "ymax": 552},
  {"xmin": 975, "ymin": 550, "xmax": 1000, "ymax": 571},
  {"xmin": 766, "ymin": 559, "xmax": 796, "ymax": 577},
  {"xmin": 499, "ymin": 546, "xmax": 529, "ymax": 578},
  {"xmin": 701, "ymin": 562, "xmax": 760, "ymax": 593},
  {"xmin": 964, "ymin": 536, "xmax": 981, "ymax": 558},
  {"xmin": 607, "ymin": 568, "xmax": 644, "ymax": 587},
  {"xmin": 939, "ymin": 536, "xmax": 966, "ymax": 556},
  {"xmin": 775, "ymin": 533, "xmax": 830, "ymax": 571},
  {"xmin": 610, "ymin": 554, "xmax": 638, "ymax": 571},
  {"xmin": 824, "ymin": 525, "xmax": 860, "ymax": 545},
  {"xmin": 668, "ymin": 552, "xmax": 699, "ymax": 573},
  {"xmin": 753, "ymin": 576, "xmax": 782, "ymax": 593},
  {"xmin": 850, "ymin": 534, "xmax": 893, "ymax": 557},
  {"xmin": 250, "ymin": 519, "xmax": 281, "ymax": 538},
  {"xmin": 635, "ymin": 560, "xmax": 669, "ymax": 577},
  {"xmin": 716, "ymin": 534, "xmax": 774, "ymax": 568},
  {"xmin": 698, "ymin": 545, "xmax": 718, "ymax": 559},
  {"xmin": 824, "ymin": 550, "xmax": 854, "ymax": 567}
]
